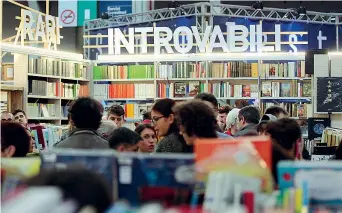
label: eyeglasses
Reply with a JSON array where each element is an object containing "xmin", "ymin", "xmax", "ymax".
[{"xmin": 152, "ymin": 116, "xmax": 164, "ymax": 124}]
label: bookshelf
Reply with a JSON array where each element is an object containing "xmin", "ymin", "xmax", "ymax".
[
  {"xmin": 93, "ymin": 53, "xmax": 313, "ymax": 122},
  {"xmin": 7, "ymin": 54, "xmax": 92, "ymax": 125}
]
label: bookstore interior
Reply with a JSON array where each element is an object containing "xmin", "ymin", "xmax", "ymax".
[{"xmin": 1, "ymin": 1, "xmax": 342, "ymax": 213}]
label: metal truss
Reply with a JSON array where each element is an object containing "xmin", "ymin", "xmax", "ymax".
[
  {"xmin": 84, "ymin": 3, "xmax": 206, "ymax": 32},
  {"xmin": 211, "ymin": 3, "xmax": 342, "ymax": 25},
  {"xmin": 83, "ymin": 2, "xmax": 342, "ymax": 59}
]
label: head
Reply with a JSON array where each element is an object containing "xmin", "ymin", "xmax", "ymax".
[
  {"xmin": 257, "ymin": 114, "xmax": 278, "ymax": 135},
  {"xmin": 13, "ymin": 109, "xmax": 28, "ymax": 127},
  {"xmin": 143, "ymin": 111, "xmax": 151, "ymax": 121},
  {"xmin": 25, "ymin": 167, "xmax": 112, "ymax": 213},
  {"xmin": 1, "ymin": 121, "xmax": 31, "ymax": 157},
  {"xmin": 194, "ymin": 93, "xmax": 219, "ymax": 112},
  {"xmin": 151, "ymin": 98, "xmax": 178, "ymax": 137},
  {"xmin": 266, "ymin": 118, "xmax": 302, "ymax": 158},
  {"xmin": 217, "ymin": 105, "xmax": 233, "ymax": 131},
  {"xmin": 107, "ymin": 105, "xmax": 125, "ymax": 127},
  {"xmin": 97, "ymin": 120, "xmax": 117, "ymax": 140},
  {"xmin": 264, "ymin": 106, "xmax": 289, "ymax": 119},
  {"xmin": 135, "ymin": 124, "xmax": 157, "ymax": 153},
  {"xmin": 1, "ymin": 111, "xmax": 14, "ymax": 121},
  {"xmin": 173, "ymin": 100, "xmax": 218, "ymax": 145},
  {"xmin": 69, "ymin": 97, "xmax": 103, "ymax": 130},
  {"xmin": 108, "ymin": 127, "xmax": 141, "ymax": 152},
  {"xmin": 237, "ymin": 106, "xmax": 260, "ymax": 130},
  {"xmin": 226, "ymin": 108, "xmax": 241, "ymax": 135},
  {"xmin": 234, "ymin": 100, "xmax": 249, "ymax": 109}
]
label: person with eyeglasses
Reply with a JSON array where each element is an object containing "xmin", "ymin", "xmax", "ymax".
[
  {"xmin": 151, "ymin": 98, "xmax": 190, "ymax": 153},
  {"xmin": 1, "ymin": 111, "xmax": 14, "ymax": 121}
]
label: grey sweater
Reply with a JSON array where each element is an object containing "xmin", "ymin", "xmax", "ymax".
[{"xmin": 155, "ymin": 132, "xmax": 189, "ymax": 153}]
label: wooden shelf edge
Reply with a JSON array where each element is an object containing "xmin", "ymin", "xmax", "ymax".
[{"xmin": 0, "ymin": 85, "xmax": 24, "ymax": 91}]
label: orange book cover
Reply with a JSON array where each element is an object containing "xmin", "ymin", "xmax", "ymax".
[{"xmin": 195, "ymin": 136, "xmax": 273, "ymax": 192}]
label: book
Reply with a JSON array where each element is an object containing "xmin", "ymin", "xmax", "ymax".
[
  {"xmin": 174, "ymin": 82, "xmax": 187, "ymax": 97},
  {"xmin": 261, "ymin": 82, "xmax": 272, "ymax": 97},
  {"xmin": 280, "ymin": 82, "xmax": 291, "ymax": 97}
]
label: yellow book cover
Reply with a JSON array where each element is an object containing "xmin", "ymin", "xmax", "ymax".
[{"xmin": 251, "ymin": 63, "xmax": 259, "ymax": 77}]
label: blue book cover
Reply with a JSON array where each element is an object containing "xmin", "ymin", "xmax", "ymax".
[
  {"xmin": 40, "ymin": 149, "xmax": 117, "ymax": 196},
  {"xmin": 116, "ymin": 153, "xmax": 195, "ymax": 206}
]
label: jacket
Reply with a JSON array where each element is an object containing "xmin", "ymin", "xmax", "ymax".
[
  {"xmin": 234, "ymin": 124, "xmax": 258, "ymax": 137},
  {"xmin": 155, "ymin": 132, "xmax": 189, "ymax": 153},
  {"xmin": 55, "ymin": 128, "xmax": 109, "ymax": 149}
]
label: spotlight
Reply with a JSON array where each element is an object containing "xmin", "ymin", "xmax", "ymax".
[
  {"xmin": 297, "ymin": 6, "xmax": 307, "ymax": 16},
  {"xmin": 168, "ymin": 1, "xmax": 181, "ymax": 10},
  {"xmin": 101, "ymin": 12, "xmax": 109, "ymax": 20},
  {"xmin": 252, "ymin": 1, "xmax": 263, "ymax": 10}
]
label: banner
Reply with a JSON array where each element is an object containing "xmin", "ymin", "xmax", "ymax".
[
  {"xmin": 78, "ymin": 0, "xmax": 97, "ymax": 26},
  {"xmin": 99, "ymin": 0, "xmax": 132, "ymax": 17},
  {"xmin": 58, "ymin": 0, "xmax": 78, "ymax": 27}
]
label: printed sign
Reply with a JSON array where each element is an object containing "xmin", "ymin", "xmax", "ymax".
[{"xmin": 58, "ymin": 0, "xmax": 78, "ymax": 27}]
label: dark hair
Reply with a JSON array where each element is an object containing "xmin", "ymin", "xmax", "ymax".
[
  {"xmin": 68, "ymin": 97, "xmax": 103, "ymax": 130},
  {"xmin": 195, "ymin": 93, "xmax": 218, "ymax": 109},
  {"xmin": 135, "ymin": 124, "xmax": 156, "ymax": 136},
  {"xmin": 152, "ymin": 98, "xmax": 179, "ymax": 134},
  {"xmin": 12, "ymin": 109, "xmax": 27, "ymax": 117},
  {"xmin": 25, "ymin": 167, "xmax": 112, "ymax": 213},
  {"xmin": 266, "ymin": 118, "xmax": 301, "ymax": 150},
  {"xmin": 234, "ymin": 100, "xmax": 249, "ymax": 109},
  {"xmin": 108, "ymin": 104, "xmax": 125, "ymax": 117},
  {"xmin": 1, "ymin": 121, "xmax": 30, "ymax": 157},
  {"xmin": 218, "ymin": 105, "xmax": 233, "ymax": 114},
  {"xmin": 173, "ymin": 100, "xmax": 218, "ymax": 138},
  {"xmin": 238, "ymin": 106, "xmax": 260, "ymax": 125},
  {"xmin": 108, "ymin": 127, "xmax": 142, "ymax": 149},
  {"xmin": 257, "ymin": 120, "xmax": 270, "ymax": 133},
  {"xmin": 264, "ymin": 106, "xmax": 289, "ymax": 118},
  {"xmin": 143, "ymin": 111, "xmax": 151, "ymax": 120}
]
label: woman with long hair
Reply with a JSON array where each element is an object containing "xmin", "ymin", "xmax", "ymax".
[{"xmin": 151, "ymin": 98, "xmax": 190, "ymax": 153}]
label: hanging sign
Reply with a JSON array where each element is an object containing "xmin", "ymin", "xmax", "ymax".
[
  {"xmin": 105, "ymin": 22, "xmax": 307, "ymax": 55},
  {"xmin": 14, "ymin": 9, "xmax": 62, "ymax": 50},
  {"xmin": 58, "ymin": 0, "xmax": 78, "ymax": 27}
]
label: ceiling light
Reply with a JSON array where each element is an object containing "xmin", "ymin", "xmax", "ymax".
[
  {"xmin": 252, "ymin": 1, "xmax": 263, "ymax": 10},
  {"xmin": 297, "ymin": 6, "xmax": 307, "ymax": 16}
]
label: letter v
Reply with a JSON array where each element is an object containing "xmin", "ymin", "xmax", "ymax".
[{"xmin": 191, "ymin": 26, "xmax": 212, "ymax": 53}]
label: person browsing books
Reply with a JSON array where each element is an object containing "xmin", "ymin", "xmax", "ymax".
[
  {"xmin": 108, "ymin": 127, "xmax": 141, "ymax": 152},
  {"xmin": 107, "ymin": 104, "xmax": 125, "ymax": 127},
  {"xmin": 235, "ymin": 106, "xmax": 260, "ymax": 137},
  {"xmin": 173, "ymin": 100, "xmax": 218, "ymax": 145},
  {"xmin": 135, "ymin": 124, "xmax": 157, "ymax": 153},
  {"xmin": 151, "ymin": 98, "xmax": 190, "ymax": 153},
  {"xmin": 194, "ymin": 93, "xmax": 233, "ymax": 139},
  {"xmin": 55, "ymin": 97, "xmax": 109, "ymax": 149}
]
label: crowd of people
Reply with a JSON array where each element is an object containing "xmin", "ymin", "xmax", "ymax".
[{"xmin": 2, "ymin": 93, "xmax": 342, "ymax": 212}]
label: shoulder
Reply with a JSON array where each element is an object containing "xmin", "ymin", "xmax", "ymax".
[
  {"xmin": 216, "ymin": 131, "xmax": 233, "ymax": 139},
  {"xmin": 156, "ymin": 133, "xmax": 185, "ymax": 152}
]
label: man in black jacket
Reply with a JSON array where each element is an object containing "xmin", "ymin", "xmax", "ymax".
[
  {"xmin": 55, "ymin": 97, "xmax": 109, "ymax": 149},
  {"xmin": 234, "ymin": 106, "xmax": 260, "ymax": 137}
]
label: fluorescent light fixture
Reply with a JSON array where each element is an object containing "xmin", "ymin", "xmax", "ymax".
[
  {"xmin": 0, "ymin": 42, "xmax": 85, "ymax": 61},
  {"xmin": 97, "ymin": 52, "xmax": 306, "ymax": 63}
]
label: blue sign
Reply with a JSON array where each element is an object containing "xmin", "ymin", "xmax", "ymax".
[{"xmin": 99, "ymin": 0, "xmax": 132, "ymax": 17}]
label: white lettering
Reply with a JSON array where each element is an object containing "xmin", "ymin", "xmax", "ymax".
[
  {"xmin": 35, "ymin": 14, "xmax": 46, "ymax": 42},
  {"xmin": 275, "ymin": 24, "xmax": 281, "ymax": 51},
  {"xmin": 227, "ymin": 22, "xmax": 249, "ymax": 52},
  {"xmin": 108, "ymin": 28, "xmax": 114, "ymax": 54},
  {"xmin": 249, "ymin": 25, "xmax": 256, "ymax": 52},
  {"xmin": 135, "ymin": 27, "xmax": 153, "ymax": 54},
  {"xmin": 115, "ymin": 28, "xmax": 134, "ymax": 54},
  {"xmin": 22, "ymin": 9, "xmax": 34, "ymax": 41},
  {"xmin": 209, "ymin": 25, "xmax": 228, "ymax": 53},
  {"xmin": 174, "ymin": 27, "xmax": 193, "ymax": 54},
  {"xmin": 154, "ymin": 27, "xmax": 174, "ymax": 54},
  {"xmin": 289, "ymin": 34, "xmax": 298, "ymax": 53},
  {"xmin": 317, "ymin": 30, "xmax": 327, "ymax": 49},
  {"xmin": 192, "ymin": 26, "xmax": 212, "ymax": 53}
]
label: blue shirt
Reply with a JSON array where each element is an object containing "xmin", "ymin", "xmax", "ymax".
[{"xmin": 216, "ymin": 131, "xmax": 233, "ymax": 139}]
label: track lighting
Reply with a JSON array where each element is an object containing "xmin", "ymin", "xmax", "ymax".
[
  {"xmin": 252, "ymin": 1, "xmax": 263, "ymax": 10},
  {"xmin": 101, "ymin": 12, "xmax": 109, "ymax": 20},
  {"xmin": 297, "ymin": 6, "xmax": 307, "ymax": 16},
  {"xmin": 168, "ymin": 1, "xmax": 181, "ymax": 10}
]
